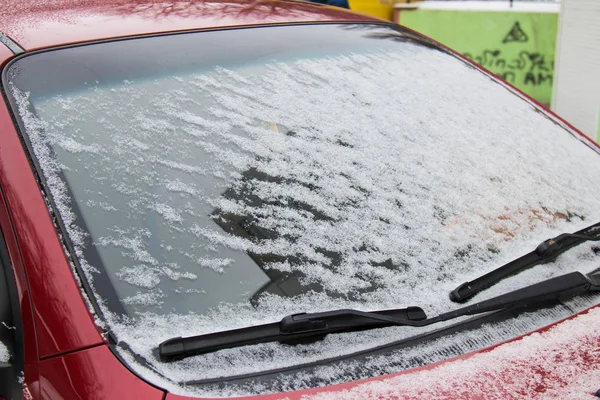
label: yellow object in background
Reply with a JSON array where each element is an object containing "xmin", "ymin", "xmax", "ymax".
[{"xmin": 349, "ymin": 0, "xmax": 421, "ymax": 21}]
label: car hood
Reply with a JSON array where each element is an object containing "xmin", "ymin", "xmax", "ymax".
[{"xmin": 166, "ymin": 304, "xmax": 600, "ymax": 399}]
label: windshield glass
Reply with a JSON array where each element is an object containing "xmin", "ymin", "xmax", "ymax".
[{"xmin": 6, "ymin": 23, "xmax": 600, "ymax": 396}]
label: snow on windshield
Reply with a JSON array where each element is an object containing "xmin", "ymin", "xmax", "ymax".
[{"xmin": 11, "ymin": 38, "xmax": 600, "ymax": 396}]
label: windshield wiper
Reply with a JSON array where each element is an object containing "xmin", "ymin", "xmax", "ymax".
[
  {"xmin": 449, "ymin": 221, "xmax": 600, "ymax": 302},
  {"xmin": 158, "ymin": 271, "xmax": 600, "ymax": 361},
  {"xmin": 159, "ymin": 307, "xmax": 427, "ymax": 361}
]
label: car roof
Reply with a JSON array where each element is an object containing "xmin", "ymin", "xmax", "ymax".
[{"xmin": 0, "ymin": 0, "xmax": 383, "ymax": 51}]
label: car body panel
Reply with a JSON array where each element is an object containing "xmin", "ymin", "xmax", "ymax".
[
  {"xmin": 0, "ymin": 42, "xmax": 40, "ymax": 397},
  {"xmin": 0, "ymin": 79, "xmax": 104, "ymax": 359},
  {"xmin": 38, "ymin": 344, "xmax": 165, "ymax": 399},
  {"xmin": 0, "ymin": 0, "xmax": 380, "ymax": 51}
]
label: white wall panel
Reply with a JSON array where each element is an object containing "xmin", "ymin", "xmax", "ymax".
[{"xmin": 552, "ymin": 0, "xmax": 600, "ymax": 140}]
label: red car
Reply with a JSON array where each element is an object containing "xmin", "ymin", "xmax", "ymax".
[{"xmin": 0, "ymin": 1, "xmax": 599, "ymax": 399}]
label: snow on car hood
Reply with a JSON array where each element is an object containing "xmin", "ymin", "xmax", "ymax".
[
  {"xmin": 8, "ymin": 26, "xmax": 600, "ymax": 396},
  {"xmin": 298, "ymin": 305, "xmax": 600, "ymax": 400}
]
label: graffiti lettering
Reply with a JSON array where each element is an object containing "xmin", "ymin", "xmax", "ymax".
[
  {"xmin": 503, "ymin": 22, "xmax": 529, "ymax": 44},
  {"xmin": 463, "ymin": 49, "xmax": 554, "ymax": 87},
  {"xmin": 524, "ymin": 72, "xmax": 553, "ymax": 86}
]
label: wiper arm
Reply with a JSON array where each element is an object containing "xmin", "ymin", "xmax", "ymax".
[
  {"xmin": 158, "ymin": 271, "xmax": 600, "ymax": 361},
  {"xmin": 450, "ymin": 221, "xmax": 600, "ymax": 302},
  {"xmin": 436, "ymin": 270, "xmax": 600, "ymax": 322}
]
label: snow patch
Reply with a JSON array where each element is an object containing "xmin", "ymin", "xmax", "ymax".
[{"xmin": 0, "ymin": 342, "xmax": 9, "ymax": 363}]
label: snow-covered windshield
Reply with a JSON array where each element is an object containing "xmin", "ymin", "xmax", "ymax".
[{"xmin": 6, "ymin": 23, "xmax": 600, "ymax": 396}]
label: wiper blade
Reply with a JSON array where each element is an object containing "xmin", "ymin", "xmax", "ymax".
[
  {"xmin": 158, "ymin": 271, "xmax": 600, "ymax": 361},
  {"xmin": 450, "ymin": 221, "xmax": 600, "ymax": 302},
  {"xmin": 159, "ymin": 307, "xmax": 427, "ymax": 362}
]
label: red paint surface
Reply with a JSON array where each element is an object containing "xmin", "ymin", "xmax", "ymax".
[
  {"xmin": 0, "ymin": 0, "xmax": 380, "ymax": 51},
  {"xmin": 0, "ymin": 44, "xmax": 38, "ymax": 399},
  {"xmin": 0, "ymin": 83, "xmax": 103, "ymax": 358},
  {"xmin": 39, "ymin": 345, "xmax": 164, "ymax": 399},
  {"xmin": 0, "ymin": 63, "xmax": 41, "ymax": 392}
]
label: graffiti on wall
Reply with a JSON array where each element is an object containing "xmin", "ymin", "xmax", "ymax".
[
  {"xmin": 463, "ymin": 22, "xmax": 554, "ymax": 91},
  {"xmin": 399, "ymin": 9, "xmax": 559, "ymax": 105},
  {"xmin": 503, "ymin": 22, "xmax": 528, "ymax": 44},
  {"xmin": 463, "ymin": 49, "xmax": 554, "ymax": 88}
]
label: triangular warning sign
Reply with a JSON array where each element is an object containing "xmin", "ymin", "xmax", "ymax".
[{"xmin": 502, "ymin": 22, "xmax": 529, "ymax": 44}]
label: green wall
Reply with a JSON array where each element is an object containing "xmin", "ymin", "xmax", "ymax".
[{"xmin": 399, "ymin": 10, "xmax": 558, "ymax": 106}]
